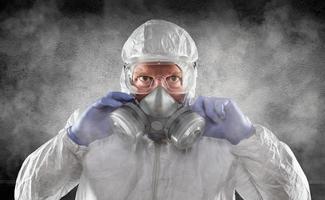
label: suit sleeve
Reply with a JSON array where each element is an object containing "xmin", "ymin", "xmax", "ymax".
[
  {"xmin": 14, "ymin": 110, "xmax": 88, "ymax": 200},
  {"xmin": 232, "ymin": 125, "xmax": 311, "ymax": 200}
]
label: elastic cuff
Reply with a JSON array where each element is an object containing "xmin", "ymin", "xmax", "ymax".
[
  {"xmin": 63, "ymin": 128, "xmax": 88, "ymax": 159},
  {"xmin": 67, "ymin": 126, "xmax": 90, "ymax": 146},
  {"xmin": 67, "ymin": 126, "xmax": 81, "ymax": 144}
]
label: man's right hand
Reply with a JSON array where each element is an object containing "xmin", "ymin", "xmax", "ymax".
[{"xmin": 68, "ymin": 92, "xmax": 134, "ymax": 146}]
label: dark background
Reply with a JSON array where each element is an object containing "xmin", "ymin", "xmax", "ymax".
[{"xmin": 0, "ymin": 0, "xmax": 324, "ymax": 199}]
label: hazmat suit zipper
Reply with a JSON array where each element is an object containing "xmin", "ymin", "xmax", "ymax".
[{"xmin": 152, "ymin": 144, "xmax": 161, "ymax": 200}]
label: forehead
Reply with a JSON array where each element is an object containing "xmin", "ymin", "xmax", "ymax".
[{"xmin": 133, "ymin": 62, "xmax": 182, "ymax": 75}]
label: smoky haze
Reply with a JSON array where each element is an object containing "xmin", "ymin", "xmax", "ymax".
[{"xmin": 0, "ymin": 0, "xmax": 324, "ymax": 194}]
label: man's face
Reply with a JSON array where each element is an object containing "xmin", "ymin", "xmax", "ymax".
[{"xmin": 132, "ymin": 62, "xmax": 185, "ymax": 103}]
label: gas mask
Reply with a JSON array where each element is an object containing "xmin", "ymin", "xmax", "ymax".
[{"xmin": 109, "ymin": 87, "xmax": 205, "ymax": 150}]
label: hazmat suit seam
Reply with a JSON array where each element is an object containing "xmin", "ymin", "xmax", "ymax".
[{"xmin": 235, "ymin": 158, "xmax": 264, "ymax": 199}]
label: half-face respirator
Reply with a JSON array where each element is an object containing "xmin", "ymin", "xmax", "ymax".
[{"xmin": 109, "ymin": 87, "xmax": 205, "ymax": 150}]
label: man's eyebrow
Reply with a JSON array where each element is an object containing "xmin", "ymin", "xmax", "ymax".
[{"xmin": 133, "ymin": 71, "xmax": 151, "ymax": 76}]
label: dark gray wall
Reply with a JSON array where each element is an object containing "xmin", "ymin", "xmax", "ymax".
[{"xmin": 0, "ymin": 0, "xmax": 324, "ymax": 199}]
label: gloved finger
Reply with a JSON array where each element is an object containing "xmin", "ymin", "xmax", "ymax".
[
  {"xmin": 108, "ymin": 91, "xmax": 134, "ymax": 102},
  {"xmin": 203, "ymin": 97, "xmax": 221, "ymax": 124},
  {"xmin": 189, "ymin": 96, "xmax": 206, "ymax": 118},
  {"xmin": 93, "ymin": 97, "xmax": 123, "ymax": 108},
  {"xmin": 223, "ymin": 99, "xmax": 242, "ymax": 117},
  {"xmin": 214, "ymin": 99, "xmax": 229, "ymax": 120}
]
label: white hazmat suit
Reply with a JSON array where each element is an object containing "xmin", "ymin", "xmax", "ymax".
[{"xmin": 15, "ymin": 19, "xmax": 311, "ymax": 200}]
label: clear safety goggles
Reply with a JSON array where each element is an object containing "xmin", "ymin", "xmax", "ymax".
[
  {"xmin": 131, "ymin": 74, "xmax": 184, "ymax": 94},
  {"xmin": 123, "ymin": 62, "xmax": 196, "ymax": 95}
]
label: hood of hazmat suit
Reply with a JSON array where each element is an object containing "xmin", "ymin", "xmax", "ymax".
[
  {"xmin": 14, "ymin": 19, "xmax": 311, "ymax": 200},
  {"xmin": 120, "ymin": 19, "xmax": 198, "ymax": 101}
]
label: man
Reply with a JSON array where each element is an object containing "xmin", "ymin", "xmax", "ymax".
[{"xmin": 15, "ymin": 19, "xmax": 311, "ymax": 199}]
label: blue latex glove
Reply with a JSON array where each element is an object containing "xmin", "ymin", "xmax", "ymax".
[
  {"xmin": 68, "ymin": 92, "xmax": 134, "ymax": 146},
  {"xmin": 190, "ymin": 96, "xmax": 255, "ymax": 145}
]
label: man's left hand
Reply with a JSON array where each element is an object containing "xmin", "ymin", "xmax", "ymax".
[{"xmin": 190, "ymin": 96, "xmax": 255, "ymax": 145}]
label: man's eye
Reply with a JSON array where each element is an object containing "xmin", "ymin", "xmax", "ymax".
[
  {"xmin": 138, "ymin": 76, "xmax": 153, "ymax": 82},
  {"xmin": 167, "ymin": 75, "xmax": 181, "ymax": 82}
]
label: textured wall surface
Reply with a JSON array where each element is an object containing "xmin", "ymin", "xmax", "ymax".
[{"xmin": 0, "ymin": 0, "xmax": 324, "ymax": 199}]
